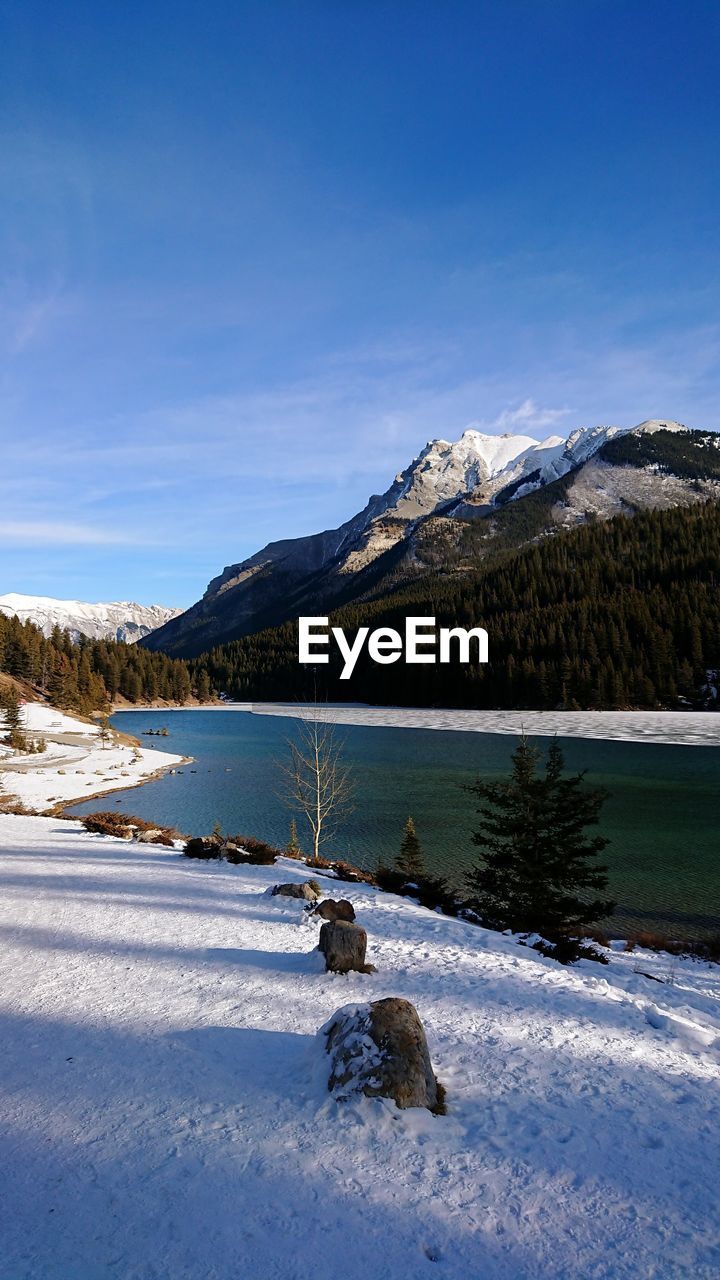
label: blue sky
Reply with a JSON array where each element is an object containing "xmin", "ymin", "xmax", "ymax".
[{"xmin": 1, "ymin": 0, "xmax": 719, "ymax": 607}]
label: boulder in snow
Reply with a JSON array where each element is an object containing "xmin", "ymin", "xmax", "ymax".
[
  {"xmin": 318, "ymin": 919, "xmax": 372, "ymax": 973},
  {"xmin": 272, "ymin": 881, "xmax": 320, "ymax": 902},
  {"xmin": 136, "ymin": 828, "xmax": 167, "ymax": 844},
  {"xmin": 324, "ymin": 997, "xmax": 443, "ymax": 1112},
  {"xmin": 311, "ymin": 898, "xmax": 356, "ymax": 923}
]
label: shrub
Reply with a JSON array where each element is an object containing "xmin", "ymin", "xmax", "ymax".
[
  {"xmin": 81, "ymin": 811, "xmax": 178, "ymax": 846},
  {"xmin": 285, "ymin": 819, "xmax": 302, "ymax": 858},
  {"xmin": 314, "ymin": 856, "xmax": 376, "ymax": 885},
  {"xmin": 579, "ymin": 926, "xmax": 612, "ymax": 948},
  {"xmin": 184, "ymin": 832, "xmax": 284, "ymax": 865},
  {"xmin": 306, "ymin": 878, "xmax": 322, "ymax": 896},
  {"xmin": 624, "ymin": 931, "xmax": 720, "ymax": 963},
  {"xmin": 81, "ymin": 811, "xmax": 131, "ymax": 837},
  {"xmin": 183, "ymin": 835, "xmax": 223, "ymax": 860},
  {"xmin": 223, "ymin": 834, "xmax": 283, "ymax": 865},
  {"xmin": 624, "ymin": 931, "xmax": 686, "ymax": 956},
  {"xmin": 376, "ymin": 863, "xmax": 456, "ymax": 914},
  {"xmin": 533, "ymin": 936, "xmax": 609, "ymax": 965}
]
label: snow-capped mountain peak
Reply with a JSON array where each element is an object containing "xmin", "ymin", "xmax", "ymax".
[
  {"xmin": 387, "ymin": 428, "xmax": 540, "ymax": 518},
  {"xmin": 391, "ymin": 419, "xmax": 688, "ymax": 516},
  {"xmin": 634, "ymin": 418, "xmax": 687, "ymax": 434},
  {"xmin": 142, "ymin": 415, "xmax": 713, "ymax": 658},
  {"xmin": 0, "ymin": 594, "xmax": 182, "ymax": 644}
]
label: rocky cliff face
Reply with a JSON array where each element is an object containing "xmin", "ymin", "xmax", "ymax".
[{"xmin": 142, "ymin": 419, "xmax": 720, "ymax": 657}]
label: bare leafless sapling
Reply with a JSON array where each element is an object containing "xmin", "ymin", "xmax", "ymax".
[{"xmin": 279, "ymin": 706, "xmax": 354, "ymax": 864}]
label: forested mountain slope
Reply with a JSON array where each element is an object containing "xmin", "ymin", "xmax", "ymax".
[
  {"xmin": 0, "ymin": 611, "xmax": 196, "ymax": 712},
  {"xmin": 191, "ymin": 503, "xmax": 720, "ymax": 710}
]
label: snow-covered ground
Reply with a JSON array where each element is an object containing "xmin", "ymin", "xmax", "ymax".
[
  {"xmin": 135, "ymin": 701, "xmax": 720, "ymax": 746},
  {"xmin": 0, "ymin": 702, "xmax": 184, "ymax": 810},
  {"xmin": 0, "ymin": 814, "xmax": 718, "ymax": 1279}
]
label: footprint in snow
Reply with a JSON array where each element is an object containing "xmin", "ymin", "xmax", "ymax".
[
  {"xmin": 639, "ymin": 1132, "xmax": 663, "ymax": 1150},
  {"xmin": 554, "ymin": 1128, "xmax": 575, "ymax": 1144}
]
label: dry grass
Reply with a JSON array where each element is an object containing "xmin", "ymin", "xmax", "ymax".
[
  {"xmin": 80, "ymin": 811, "xmax": 179, "ymax": 846},
  {"xmin": 624, "ymin": 930, "xmax": 720, "ymax": 963},
  {"xmin": 0, "ymin": 793, "xmax": 37, "ymax": 816},
  {"xmin": 624, "ymin": 931, "xmax": 686, "ymax": 956}
]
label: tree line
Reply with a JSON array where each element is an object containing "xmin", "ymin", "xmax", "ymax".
[{"xmin": 0, "ymin": 612, "xmax": 197, "ymax": 713}]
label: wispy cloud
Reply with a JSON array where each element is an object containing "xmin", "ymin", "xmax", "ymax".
[
  {"xmin": 5, "ymin": 289, "xmax": 71, "ymax": 355},
  {"xmin": 484, "ymin": 398, "xmax": 571, "ymax": 434},
  {"xmin": 0, "ymin": 521, "xmax": 154, "ymax": 546}
]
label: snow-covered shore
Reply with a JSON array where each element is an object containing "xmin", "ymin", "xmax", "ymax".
[
  {"xmin": 127, "ymin": 701, "xmax": 720, "ymax": 746},
  {"xmin": 0, "ymin": 813, "xmax": 718, "ymax": 1279},
  {"xmin": 0, "ymin": 702, "xmax": 185, "ymax": 810}
]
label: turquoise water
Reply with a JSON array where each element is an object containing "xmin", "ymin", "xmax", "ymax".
[{"xmin": 67, "ymin": 709, "xmax": 720, "ymax": 939}]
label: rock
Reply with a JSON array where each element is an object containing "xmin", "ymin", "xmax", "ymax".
[
  {"xmin": 136, "ymin": 828, "xmax": 165, "ymax": 843},
  {"xmin": 318, "ymin": 920, "xmax": 371, "ymax": 973},
  {"xmin": 312, "ymin": 898, "xmax": 356, "ymax": 923},
  {"xmin": 324, "ymin": 997, "xmax": 442, "ymax": 1112},
  {"xmin": 271, "ymin": 882, "xmax": 320, "ymax": 902}
]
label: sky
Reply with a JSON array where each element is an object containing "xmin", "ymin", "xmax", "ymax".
[{"xmin": 1, "ymin": 0, "xmax": 720, "ymax": 607}]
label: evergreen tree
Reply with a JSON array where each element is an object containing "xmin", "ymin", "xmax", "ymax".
[
  {"xmin": 48, "ymin": 652, "xmax": 73, "ymax": 706},
  {"xmin": 396, "ymin": 816, "xmax": 425, "ymax": 881},
  {"xmin": 0, "ymin": 689, "xmax": 23, "ymax": 737},
  {"xmin": 286, "ymin": 819, "xmax": 301, "ymax": 856},
  {"xmin": 465, "ymin": 736, "xmax": 614, "ymax": 937},
  {"xmin": 195, "ymin": 668, "xmax": 212, "ymax": 702},
  {"xmin": 0, "ymin": 688, "xmax": 29, "ymax": 751}
]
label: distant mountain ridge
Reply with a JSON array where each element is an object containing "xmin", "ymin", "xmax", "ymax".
[
  {"xmin": 0, "ymin": 594, "xmax": 181, "ymax": 644},
  {"xmin": 142, "ymin": 418, "xmax": 720, "ymax": 658}
]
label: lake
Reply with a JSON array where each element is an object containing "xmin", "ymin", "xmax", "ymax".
[{"xmin": 67, "ymin": 708, "xmax": 720, "ymax": 940}]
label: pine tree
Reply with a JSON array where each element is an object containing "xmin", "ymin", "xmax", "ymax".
[
  {"xmin": 0, "ymin": 688, "xmax": 28, "ymax": 751},
  {"xmin": 0, "ymin": 689, "xmax": 23, "ymax": 737},
  {"xmin": 195, "ymin": 669, "xmax": 212, "ymax": 702},
  {"xmin": 286, "ymin": 819, "xmax": 301, "ymax": 856},
  {"xmin": 465, "ymin": 736, "xmax": 614, "ymax": 938},
  {"xmin": 396, "ymin": 816, "xmax": 425, "ymax": 881}
]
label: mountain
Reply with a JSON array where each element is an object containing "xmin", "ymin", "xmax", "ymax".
[
  {"xmin": 143, "ymin": 419, "xmax": 720, "ymax": 658},
  {"xmin": 0, "ymin": 594, "xmax": 182, "ymax": 644},
  {"xmin": 190, "ymin": 501, "xmax": 720, "ymax": 711}
]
